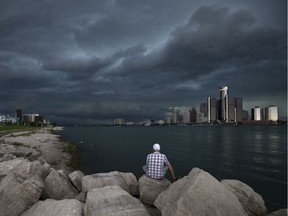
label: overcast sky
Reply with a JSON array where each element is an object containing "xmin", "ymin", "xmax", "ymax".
[{"xmin": 0, "ymin": 0, "xmax": 287, "ymax": 123}]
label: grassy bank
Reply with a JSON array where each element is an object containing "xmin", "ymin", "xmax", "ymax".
[
  {"xmin": 0, "ymin": 125, "xmax": 38, "ymax": 136},
  {"xmin": 64, "ymin": 142, "xmax": 80, "ymax": 170}
]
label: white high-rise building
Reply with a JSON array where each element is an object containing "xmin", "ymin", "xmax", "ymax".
[
  {"xmin": 265, "ymin": 106, "xmax": 278, "ymax": 121},
  {"xmin": 251, "ymin": 106, "xmax": 262, "ymax": 121}
]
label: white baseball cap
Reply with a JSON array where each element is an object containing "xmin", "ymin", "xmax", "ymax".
[{"xmin": 153, "ymin": 143, "xmax": 160, "ymax": 151}]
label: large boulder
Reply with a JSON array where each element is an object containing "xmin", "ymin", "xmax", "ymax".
[
  {"xmin": 119, "ymin": 172, "xmax": 139, "ymax": 196},
  {"xmin": 82, "ymin": 171, "xmax": 138, "ymax": 196},
  {"xmin": 84, "ymin": 185, "xmax": 149, "ymax": 216},
  {"xmin": 0, "ymin": 143, "xmax": 39, "ymax": 159},
  {"xmin": 265, "ymin": 209, "xmax": 287, "ymax": 216},
  {"xmin": 221, "ymin": 179, "xmax": 267, "ymax": 216},
  {"xmin": 138, "ymin": 175, "xmax": 171, "ymax": 205},
  {"xmin": 0, "ymin": 159, "xmax": 50, "ymax": 180},
  {"xmin": 41, "ymin": 168, "xmax": 78, "ymax": 200},
  {"xmin": 155, "ymin": 167, "xmax": 248, "ymax": 216},
  {"xmin": 69, "ymin": 170, "xmax": 85, "ymax": 192},
  {"xmin": 21, "ymin": 199, "xmax": 84, "ymax": 216},
  {"xmin": 0, "ymin": 158, "xmax": 30, "ymax": 177},
  {"xmin": 0, "ymin": 173, "xmax": 44, "ymax": 216},
  {"xmin": 23, "ymin": 160, "xmax": 51, "ymax": 179}
]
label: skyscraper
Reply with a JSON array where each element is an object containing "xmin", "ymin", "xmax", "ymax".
[
  {"xmin": 219, "ymin": 86, "xmax": 229, "ymax": 122},
  {"xmin": 251, "ymin": 106, "xmax": 262, "ymax": 121},
  {"xmin": 265, "ymin": 105, "xmax": 278, "ymax": 121},
  {"xmin": 172, "ymin": 109, "xmax": 180, "ymax": 124},
  {"xmin": 199, "ymin": 102, "xmax": 207, "ymax": 117},
  {"xmin": 227, "ymin": 96, "xmax": 243, "ymax": 122},
  {"xmin": 183, "ymin": 110, "xmax": 191, "ymax": 124},
  {"xmin": 190, "ymin": 107, "xmax": 197, "ymax": 123},
  {"xmin": 207, "ymin": 97, "xmax": 217, "ymax": 123},
  {"xmin": 228, "ymin": 96, "xmax": 236, "ymax": 122},
  {"xmin": 235, "ymin": 97, "xmax": 243, "ymax": 122}
]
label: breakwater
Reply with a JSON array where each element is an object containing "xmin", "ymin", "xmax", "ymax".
[{"xmin": 0, "ymin": 157, "xmax": 287, "ymax": 216}]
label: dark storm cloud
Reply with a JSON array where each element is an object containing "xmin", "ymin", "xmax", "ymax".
[
  {"xmin": 107, "ymin": 5, "xmax": 286, "ymax": 100},
  {"xmin": 0, "ymin": 1, "xmax": 286, "ymax": 123}
]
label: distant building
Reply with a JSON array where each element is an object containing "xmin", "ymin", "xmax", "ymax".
[
  {"xmin": 191, "ymin": 107, "xmax": 197, "ymax": 123},
  {"xmin": 0, "ymin": 115, "xmax": 5, "ymax": 123},
  {"xmin": 242, "ymin": 110, "xmax": 249, "ymax": 121},
  {"xmin": 197, "ymin": 112, "xmax": 206, "ymax": 123},
  {"xmin": 219, "ymin": 86, "xmax": 229, "ymax": 122},
  {"xmin": 207, "ymin": 97, "xmax": 217, "ymax": 123},
  {"xmin": 199, "ymin": 102, "xmax": 207, "ymax": 117},
  {"xmin": 183, "ymin": 110, "xmax": 191, "ymax": 124},
  {"xmin": 265, "ymin": 105, "xmax": 278, "ymax": 121},
  {"xmin": 165, "ymin": 116, "xmax": 172, "ymax": 124},
  {"xmin": 22, "ymin": 113, "xmax": 45, "ymax": 125},
  {"xmin": 251, "ymin": 106, "xmax": 262, "ymax": 121},
  {"xmin": 113, "ymin": 118, "xmax": 125, "ymax": 125},
  {"xmin": 23, "ymin": 114, "xmax": 37, "ymax": 124},
  {"xmin": 179, "ymin": 115, "xmax": 183, "ymax": 124},
  {"xmin": 35, "ymin": 115, "xmax": 44, "ymax": 124},
  {"xmin": 16, "ymin": 109, "xmax": 22, "ymax": 124},
  {"xmin": 227, "ymin": 96, "xmax": 243, "ymax": 122},
  {"xmin": 235, "ymin": 97, "xmax": 243, "ymax": 122},
  {"xmin": 5, "ymin": 116, "xmax": 18, "ymax": 124},
  {"xmin": 172, "ymin": 109, "xmax": 180, "ymax": 124},
  {"xmin": 228, "ymin": 96, "xmax": 236, "ymax": 122}
]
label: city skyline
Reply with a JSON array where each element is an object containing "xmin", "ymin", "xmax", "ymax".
[
  {"xmin": 169, "ymin": 85, "xmax": 280, "ymax": 124},
  {"xmin": 0, "ymin": 0, "xmax": 286, "ymax": 124},
  {"xmin": 0, "ymin": 92, "xmax": 281, "ymax": 125}
]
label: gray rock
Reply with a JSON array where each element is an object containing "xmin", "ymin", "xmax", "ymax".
[
  {"xmin": 155, "ymin": 167, "xmax": 248, "ymax": 216},
  {"xmin": 82, "ymin": 171, "xmax": 138, "ymax": 196},
  {"xmin": 75, "ymin": 191, "xmax": 87, "ymax": 203},
  {"xmin": 143, "ymin": 203, "xmax": 162, "ymax": 216},
  {"xmin": 119, "ymin": 172, "xmax": 139, "ymax": 196},
  {"xmin": 0, "ymin": 153, "xmax": 17, "ymax": 162},
  {"xmin": 221, "ymin": 179, "xmax": 267, "ymax": 216},
  {"xmin": 25, "ymin": 160, "xmax": 51, "ymax": 179},
  {"xmin": 0, "ymin": 172, "xmax": 44, "ymax": 216},
  {"xmin": 0, "ymin": 159, "xmax": 50, "ymax": 180},
  {"xmin": 41, "ymin": 168, "xmax": 78, "ymax": 200},
  {"xmin": 138, "ymin": 174, "xmax": 171, "ymax": 205},
  {"xmin": 0, "ymin": 143, "xmax": 39, "ymax": 159},
  {"xmin": 69, "ymin": 170, "xmax": 85, "ymax": 192},
  {"xmin": 0, "ymin": 158, "xmax": 29, "ymax": 176},
  {"xmin": 265, "ymin": 209, "xmax": 287, "ymax": 216},
  {"xmin": 21, "ymin": 199, "xmax": 84, "ymax": 216},
  {"xmin": 84, "ymin": 185, "xmax": 149, "ymax": 216}
]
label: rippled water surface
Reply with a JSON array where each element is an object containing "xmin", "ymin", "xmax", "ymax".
[{"xmin": 58, "ymin": 125, "xmax": 287, "ymax": 212}]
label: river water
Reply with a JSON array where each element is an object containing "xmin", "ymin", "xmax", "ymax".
[{"xmin": 57, "ymin": 125, "xmax": 287, "ymax": 212}]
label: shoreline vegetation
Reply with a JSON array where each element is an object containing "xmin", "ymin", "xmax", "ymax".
[{"xmin": 0, "ymin": 126, "xmax": 79, "ymax": 173}]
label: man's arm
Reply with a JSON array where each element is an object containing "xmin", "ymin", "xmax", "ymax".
[{"xmin": 168, "ymin": 164, "xmax": 176, "ymax": 181}]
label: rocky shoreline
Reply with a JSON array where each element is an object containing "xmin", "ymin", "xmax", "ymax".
[
  {"xmin": 0, "ymin": 127, "xmax": 74, "ymax": 173},
  {"xmin": 0, "ymin": 127, "xmax": 286, "ymax": 216}
]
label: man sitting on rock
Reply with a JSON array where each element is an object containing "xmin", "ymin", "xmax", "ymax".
[{"xmin": 143, "ymin": 143, "xmax": 176, "ymax": 182}]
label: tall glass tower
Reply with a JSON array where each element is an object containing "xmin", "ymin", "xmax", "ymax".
[{"xmin": 219, "ymin": 86, "xmax": 229, "ymax": 122}]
